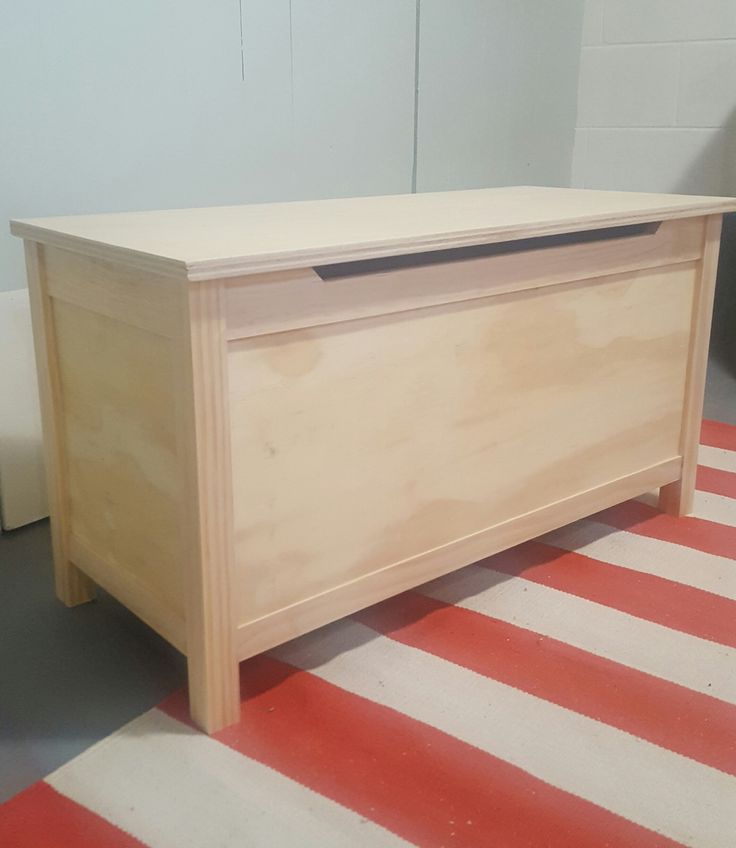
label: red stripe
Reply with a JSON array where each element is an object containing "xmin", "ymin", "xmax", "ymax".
[
  {"xmin": 702, "ymin": 419, "xmax": 736, "ymax": 451},
  {"xmin": 594, "ymin": 498, "xmax": 736, "ymax": 560},
  {"xmin": 0, "ymin": 782, "xmax": 144, "ymax": 848},
  {"xmin": 697, "ymin": 464, "xmax": 736, "ymax": 499},
  {"xmin": 356, "ymin": 591, "xmax": 736, "ymax": 777},
  {"xmin": 160, "ymin": 659, "xmax": 682, "ymax": 848},
  {"xmin": 486, "ymin": 539, "xmax": 736, "ymax": 648}
]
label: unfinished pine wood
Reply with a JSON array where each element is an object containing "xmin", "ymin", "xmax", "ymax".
[
  {"xmin": 24, "ymin": 243, "xmax": 95, "ymax": 606},
  {"xmin": 235, "ymin": 456, "xmax": 682, "ymax": 660},
  {"xmin": 175, "ymin": 280, "xmax": 240, "ymax": 733},
  {"xmin": 659, "ymin": 214, "xmax": 724, "ymax": 517},
  {"xmin": 52, "ymin": 298, "xmax": 185, "ymax": 625},
  {"xmin": 225, "ymin": 217, "xmax": 703, "ymax": 340},
  {"xmin": 44, "ymin": 246, "xmax": 182, "ymax": 338},
  {"xmin": 229, "ymin": 263, "xmax": 696, "ymax": 626},
  {"xmin": 10, "ymin": 187, "xmax": 736, "ymax": 280},
  {"xmin": 15, "ymin": 187, "xmax": 736, "ymax": 735}
]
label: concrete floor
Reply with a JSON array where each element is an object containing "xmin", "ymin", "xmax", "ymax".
[
  {"xmin": 0, "ymin": 524, "xmax": 185, "ymax": 802},
  {"xmin": 1, "ymin": 356, "xmax": 735, "ymax": 804},
  {"xmin": 704, "ymin": 355, "xmax": 736, "ymax": 426}
]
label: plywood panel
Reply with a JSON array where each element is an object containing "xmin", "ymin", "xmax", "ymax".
[
  {"xmin": 229, "ymin": 263, "xmax": 696, "ymax": 624},
  {"xmin": 53, "ymin": 299, "xmax": 185, "ymax": 619},
  {"xmin": 235, "ymin": 456, "xmax": 681, "ymax": 660},
  {"xmin": 224, "ymin": 217, "xmax": 704, "ymax": 340}
]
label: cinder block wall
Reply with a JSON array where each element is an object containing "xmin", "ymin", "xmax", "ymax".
[
  {"xmin": 572, "ymin": 0, "xmax": 736, "ymax": 372},
  {"xmin": 572, "ymin": 0, "xmax": 736, "ymax": 194}
]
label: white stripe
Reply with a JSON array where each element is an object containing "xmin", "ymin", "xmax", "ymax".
[
  {"xmin": 274, "ymin": 620, "xmax": 736, "ymax": 848},
  {"xmin": 691, "ymin": 490, "xmax": 736, "ymax": 528},
  {"xmin": 700, "ymin": 444, "xmax": 736, "ymax": 473},
  {"xmin": 47, "ymin": 709, "xmax": 407, "ymax": 848},
  {"xmin": 422, "ymin": 564, "xmax": 736, "ymax": 702},
  {"xmin": 542, "ymin": 517, "xmax": 736, "ymax": 599},
  {"xmin": 636, "ymin": 489, "xmax": 736, "ymax": 528}
]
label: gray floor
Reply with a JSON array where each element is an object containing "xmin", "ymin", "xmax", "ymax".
[
  {"xmin": 0, "ymin": 524, "xmax": 185, "ymax": 802},
  {"xmin": 704, "ymin": 355, "xmax": 736, "ymax": 425},
  {"xmin": 1, "ymin": 356, "xmax": 735, "ymax": 805}
]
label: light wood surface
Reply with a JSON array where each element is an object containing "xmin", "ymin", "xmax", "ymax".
[
  {"xmin": 10, "ymin": 187, "xmax": 736, "ymax": 280},
  {"xmin": 225, "ymin": 217, "xmax": 703, "ymax": 340},
  {"xmin": 24, "ymin": 243, "xmax": 95, "ymax": 606},
  {"xmin": 52, "ymin": 297, "xmax": 185, "ymax": 620},
  {"xmin": 44, "ymin": 246, "xmax": 181, "ymax": 338},
  {"xmin": 14, "ymin": 187, "xmax": 732, "ymax": 735},
  {"xmin": 235, "ymin": 457, "xmax": 682, "ymax": 660},
  {"xmin": 175, "ymin": 280, "xmax": 240, "ymax": 733},
  {"xmin": 658, "ymin": 214, "xmax": 723, "ymax": 516},
  {"xmin": 229, "ymin": 263, "xmax": 695, "ymax": 625}
]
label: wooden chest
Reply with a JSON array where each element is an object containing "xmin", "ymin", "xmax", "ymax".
[{"xmin": 11, "ymin": 186, "xmax": 736, "ymax": 732}]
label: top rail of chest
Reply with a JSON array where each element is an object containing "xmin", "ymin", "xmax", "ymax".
[{"xmin": 223, "ymin": 216, "xmax": 704, "ymax": 340}]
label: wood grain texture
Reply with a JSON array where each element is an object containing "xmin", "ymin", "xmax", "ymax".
[
  {"xmin": 52, "ymin": 299, "xmax": 185, "ymax": 623},
  {"xmin": 176, "ymin": 280, "xmax": 240, "ymax": 733},
  {"xmin": 229, "ymin": 263, "xmax": 696, "ymax": 625},
  {"xmin": 24, "ymin": 242, "xmax": 95, "ymax": 606},
  {"xmin": 225, "ymin": 217, "xmax": 703, "ymax": 340},
  {"xmin": 659, "ymin": 214, "xmax": 724, "ymax": 516},
  {"xmin": 44, "ymin": 246, "xmax": 182, "ymax": 338},
  {"xmin": 10, "ymin": 187, "xmax": 736, "ymax": 281},
  {"xmin": 235, "ymin": 456, "xmax": 682, "ymax": 660}
]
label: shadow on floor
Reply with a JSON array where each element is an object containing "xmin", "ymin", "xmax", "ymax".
[{"xmin": 0, "ymin": 520, "xmax": 186, "ymax": 802}]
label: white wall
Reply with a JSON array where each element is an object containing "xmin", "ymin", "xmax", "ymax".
[
  {"xmin": 0, "ymin": 1, "xmax": 584, "ymax": 528},
  {"xmin": 0, "ymin": 0, "xmax": 584, "ymax": 294},
  {"xmin": 0, "ymin": 0, "xmax": 417, "ymax": 295},
  {"xmin": 571, "ymin": 0, "xmax": 736, "ymax": 422},
  {"xmin": 572, "ymin": 0, "xmax": 736, "ymax": 194},
  {"xmin": 417, "ymin": 0, "xmax": 582, "ymax": 191}
]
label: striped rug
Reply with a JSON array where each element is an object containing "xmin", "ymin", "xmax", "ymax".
[{"xmin": 2, "ymin": 419, "xmax": 736, "ymax": 847}]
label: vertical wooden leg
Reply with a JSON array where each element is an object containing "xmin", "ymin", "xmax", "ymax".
[
  {"xmin": 659, "ymin": 214, "xmax": 723, "ymax": 518},
  {"xmin": 187, "ymin": 652, "xmax": 240, "ymax": 734},
  {"xmin": 54, "ymin": 555, "xmax": 96, "ymax": 607},
  {"xmin": 178, "ymin": 280, "xmax": 240, "ymax": 734},
  {"xmin": 24, "ymin": 240, "xmax": 96, "ymax": 607},
  {"xmin": 658, "ymin": 478, "xmax": 692, "ymax": 518}
]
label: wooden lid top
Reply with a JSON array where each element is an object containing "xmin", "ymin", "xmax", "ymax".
[{"xmin": 10, "ymin": 186, "xmax": 736, "ymax": 281}]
